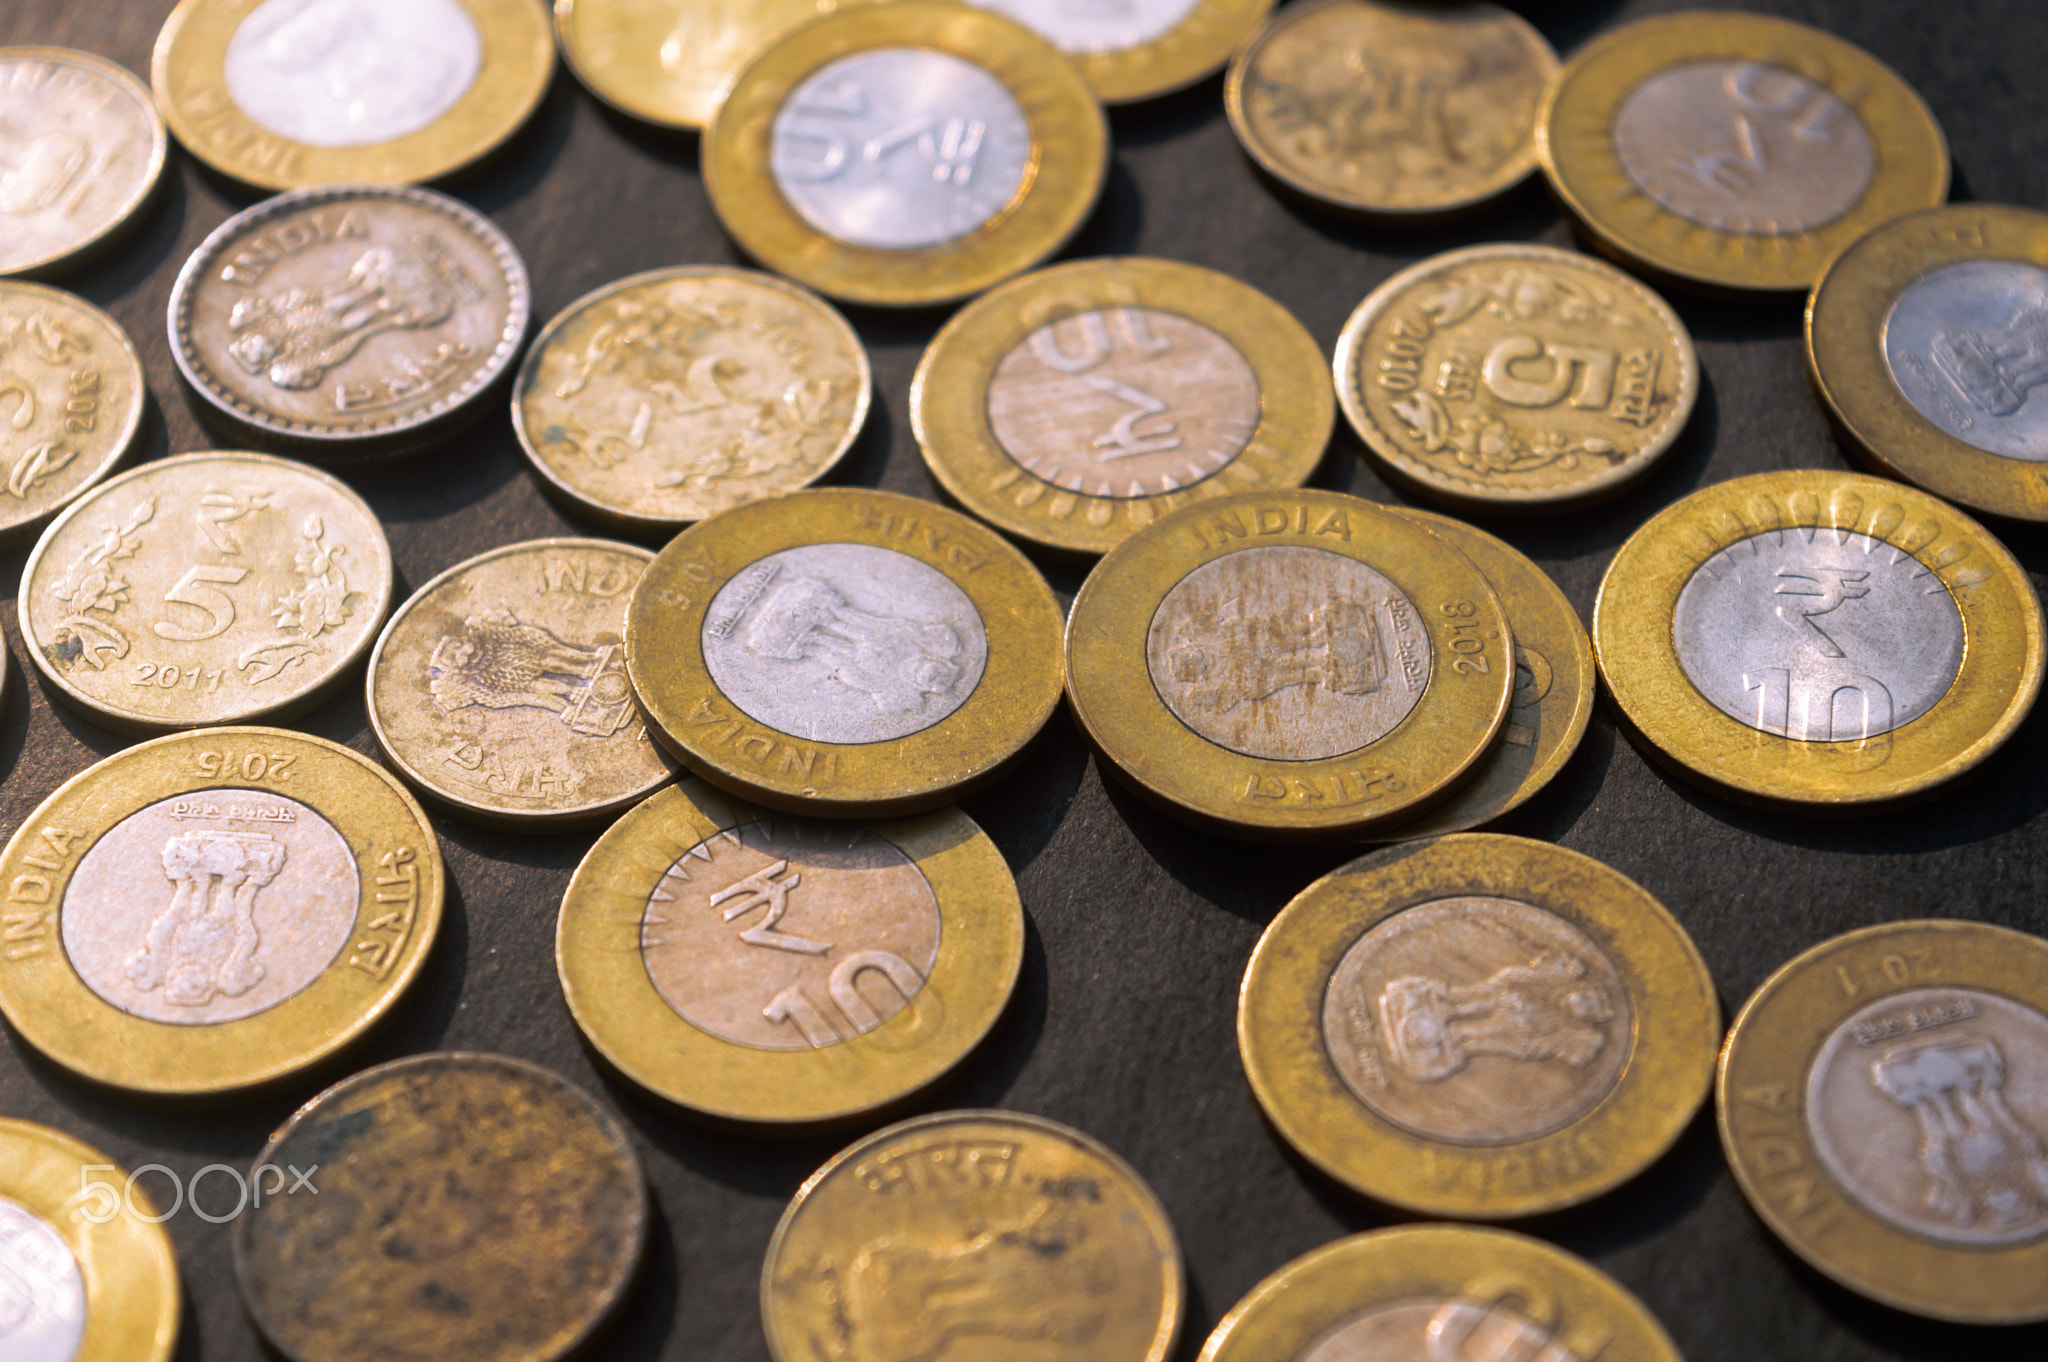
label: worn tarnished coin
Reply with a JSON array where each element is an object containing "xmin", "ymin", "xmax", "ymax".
[
  {"xmin": 0, "ymin": 727, "xmax": 443, "ymax": 1097},
  {"xmin": 0, "ymin": 282, "xmax": 146, "ymax": 548},
  {"xmin": 514, "ymin": 266, "xmax": 870, "ymax": 534},
  {"xmin": 151, "ymin": 0, "xmax": 554, "ymax": 191},
  {"xmin": 20, "ymin": 451, "xmax": 393, "ymax": 734},
  {"xmin": 1241, "ymin": 834, "xmax": 1716, "ymax": 1217},
  {"xmin": 1539, "ymin": 12, "xmax": 1948, "ymax": 295},
  {"xmin": 1199, "ymin": 1224, "xmax": 1681, "ymax": 1362},
  {"xmin": 367, "ymin": 538, "xmax": 675, "ymax": 829},
  {"xmin": 914, "ymin": 257, "xmax": 1331, "ymax": 555},
  {"xmin": 1225, "ymin": 0, "xmax": 1556, "ymax": 218},
  {"xmin": 973, "ymin": 0, "xmax": 1273, "ymax": 105},
  {"xmin": 235, "ymin": 1052, "xmax": 646, "ymax": 1362},
  {"xmin": 0, "ymin": 1120, "xmax": 181, "ymax": 1362},
  {"xmin": 1335, "ymin": 244, "xmax": 1698, "ymax": 512},
  {"xmin": 626, "ymin": 488, "xmax": 1065, "ymax": 816},
  {"xmin": 1721, "ymin": 920, "xmax": 2048, "ymax": 1323},
  {"xmin": 704, "ymin": 2, "xmax": 1109, "ymax": 307},
  {"xmin": 0, "ymin": 48, "xmax": 167, "ymax": 278},
  {"xmin": 763, "ymin": 1110, "xmax": 1182, "ymax": 1362},
  {"xmin": 558, "ymin": 779, "xmax": 1023, "ymax": 1124},
  {"xmin": 1067, "ymin": 489, "xmax": 1513, "ymax": 839},
  {"xmin": 1809, "ymin": 204, "xmax": 2048, "ymax": 524},
  {"xmin": 168, "ymin": 183, "xmax": 530, "ymax": 458},
  {"xmin": 1593, "ymin": 470, "xmax": 2044, "ymax": 811}
]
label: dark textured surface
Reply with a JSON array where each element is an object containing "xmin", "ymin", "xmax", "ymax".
[{"xmin": 3, "ymin": 2, "xmax": 2047, "ymax": 1359}]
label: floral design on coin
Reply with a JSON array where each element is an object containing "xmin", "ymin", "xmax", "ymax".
[
  {"xmin": 0, "ymin": 284, "xmax": 145, "ymax": 543},
  {"xmin": 1882, "ymin": 260, "xmax": 2048, "ymax": 461},
  {"xmin": 0, "ymin": 1197, "xmax": 86, "ymax": 1362},
  {"xmin": 0, "ymin": 49, "xmax": 166, "ymax": 277},
  {"xmin": 224, "ymin": 0, "xmax": 483, "ymax": 149}
]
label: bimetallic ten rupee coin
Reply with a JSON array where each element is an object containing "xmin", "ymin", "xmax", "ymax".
[
  {"xmin": 914, "ymin": 257, "xmax": 1332, "ymax": 555},
  {"xmin": 1240, "ymin": 834, "xmax": 1717, "ymax": 1217},
  {"xmin": 21, "ymin": 452, "xmax": 393, "ymax": 733},
  {"xmin": 1539, "ymin": 12, "xmax": 1949, "ymax": 295},
  {"xmin": 558, "ymin": 779, "xmax": 1023, "ymax": 1124},
  {"xmin": 626, "ymin": 488, "xmax": 1065, "ymax": 816},
  {"xmin": 973, "ymin": 0, "xmax": 1273, "ymax": 104},
  {"xmin": 1225, "ymin": 0, "xmax": 1557, "ymax": 218},
  {"xmin": 0, "ymin": 1120, "xmax": 180, "ymax": 1362},
  {"xmin": 1198, "ymin": 1225, "xmax": 1681, "ymax": 1362},
  {"xmin": 0, "ymin": 49, "xmax": 167, "ymax": 278},
  {"xmin": 1066, "ymin": 490, "xmax": 1514, "ymax": 839},
  {"xmin": 763, "ymin": 1110, "xmax": 1183, "ymax": 1362},
  {"xmin": 234, "ymin": 1053, "xmax": 647, "ymax": 1362},
  {"xmin": 0, "ymin": 727, "xmax": 443, "ymax": 1097},
  {"xmin": 152, "ymin": 0, "xmax": 554, "ymax": 190},
  {"xmin": 704, "ymin": 2, "xmax": 1109, "ymax": 307},
  {"xmin": 1594, "ymin": 470, "xmax": 2044, "ymax": 811},
  {"xmin": 367, "ymin": 538, "xmax": 675, "ymax": 829},
  {"xmin": 1335, "ymin": 244, "xmax": 1698, "ymax": 512},
  {"xmin": 514, "ymin": 267, "xmax": 870, "ymax": 534},
  {"xmin": 1721, "ymin": 920, "xmax": 2048, "ymax": 1323}
]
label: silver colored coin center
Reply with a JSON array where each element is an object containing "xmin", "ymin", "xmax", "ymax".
[
  {"xmin": 1298, "ymin": 1298, "xmax": 1589, "ymax": 1362},
  {"xmin": 225, "ymin": 0, "xmax": 482, "ymax": 148},
  {"xmin": 770, "ymin": 47, "xmax": 1032, "ymax": 251},
  {"xmin": 0, "ymin": 1197, "xmax": 85, "ymax": 1362},
  {"xmin": 1884, "ymin": 259, "xmax": 2048, "ymax": 461},
  {"xmin": 968, "ymin": 0, "xmax": 1201, "ymax": 54}
]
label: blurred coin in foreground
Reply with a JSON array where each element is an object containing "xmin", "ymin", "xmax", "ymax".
[{"xmin": 0, "ymin": 47, "xmax": 167, "ymax": 277}]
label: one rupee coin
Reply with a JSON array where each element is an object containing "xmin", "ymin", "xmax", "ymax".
[{"xmin": 0, "ymin": 47, "xmax": 167, "ymax": 278}]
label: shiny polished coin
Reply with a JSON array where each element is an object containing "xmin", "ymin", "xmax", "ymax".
[
  {"xmin": 1241, "ymin": 834, "xmax": 1716, "ymax": 1217},
  {"xmin": 1199, "ymin": 1224, "xmax": 1680, "ymax": 1362},
  {"xmin": 914, "ymin": 257, "xmax": 1331, "ymax": 556},
  {"xmin": 514, "ymin": 266, "xmax": 870, "ymax": 534},
  {"xmin": 704, "ymin": 2, "xmax": 1109, "ymax": 307},
  {"xmin": 1593, "ymin": 470, "xmax": 2044, "ymax": 811},
  {"xmin": 0, "ymin": 1120, "xmax": 181, "ymax": 1362},
  {"xmin": 558, "ymin": 779, "xmax": 1022, "ymax": 1124},
  {"xmin": 0, "ymin": 281, "xmax": 147, "ymax": 548},
  {"xmin": 0, "ymin": 727, "xmax": 443, "ymax": 1097},
  {"xmin": 1721, "ymin": 920, "xmax": 2048, "ymax": 1323},
  {"xmin": 1539, "ymin": 12, "xmax": 1948, "ymax": 295},
  {"xmin": 367, "ymin": 538, "xmax": 675, "ymax": 829},
  {"xmin": 1066, "ymin": 489, "xmax": 1513, "ymax": 839},
  {"xmin": 0, "ymin": 48, "xmax": 167, "ymax": 278},
  {"xmin": 1225, "ymin": 0, "xmax": 1556, "ymax": 218},
  {"xmin": 626, "ymin": 488, "xmax": 1065, "ymax": 816},
  {"xmin": 235, "ymin": 1052, "xmax": 646, "ymax": 1362},
  {"xmin": 20, "ymin": 452, "xmax": 393, "ymax": 734},
  {"xmin": 1809, "ymin": 203, "xmax": 2048, "ymax": 524},
  {"xmin": 974, "ymin": 0, "xmax": 1273, "ymax": 104},
  {"xmin": 763, "ymin": 1109, "xmax": 1182, "ymax": 1362},
  {"xmin": 168, "ymin": 183, "xmax": 530, "ymax": 459},
  {"xmin": 152, "ymin": 0, "xmax": 553, "ymax": 191}
]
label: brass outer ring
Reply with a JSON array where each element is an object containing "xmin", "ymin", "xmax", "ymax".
[{"xmin": 1063, "ymin": 0, "xmax": 1274, "ymax": 105}]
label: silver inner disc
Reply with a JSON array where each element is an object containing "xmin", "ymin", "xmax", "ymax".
[
  {"xmin": 0, "ymin": 1197, "xmax": 85, "ymax": 1362},
  {"xmin": 1884, "ymin": 259, "xmax": 2048, "ymax": 460},
  {"xmin": 1299, "ymin": 1298, "xmax": 1591, "ymax": 1362},
  {"xmin": 225, "ymin": 0, "xmax": 481, "ymax": 148},
  {"xmin": 968, "ymin": 0, "xmax": 1201, "ymax": 54}
]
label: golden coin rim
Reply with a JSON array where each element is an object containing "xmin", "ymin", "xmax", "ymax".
[
  {"xmin": 1591, "ymin": 469, "xmax": 2045, "ymax": 808},
  {"xmin": 0, "ymin": 726, "xmax": 445, "ymax": 1096},
  {"xmin": 702, "ymin": 2, "xmax": 1110, "ymax": 307},
  {"xmin": 1537, "ymin": 10, "xmax": 1950, "ymax": 294},
  {"xmin": 1064, "ymin": 0, "xmax": 1275, "ymax": 104},
  {"xmin": 1718, "ymin": 919, "xmax": 2048, "ymax": 1323},
  {"xmin": 912, "ymin": 255, "xmax": 1333, "ymax": 555}
]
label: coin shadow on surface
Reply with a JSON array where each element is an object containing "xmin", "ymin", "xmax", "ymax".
[
  {"xmin": 1532, "ymin": 1104, "xmax": 1729, "ymax": 1255},
  {"xmin": 1495, "ymin": 709, "xmax": 1623, "ymax": 845},
  {"xmin": 962, "ymin": 711, "xmax": 1093, "ymax": 871},
  {"xmin": 1794, "ymin": 1243, "xmax": 2048, "ymax": 1357},
  {"xmin": 1105, "ymin": 72, "xmax": 1226, "ymax": 150},
  {"xmin": 1516, "ymin": 0, "xmax": 1627, "ymax": 54},
  {"xmin": 1060, "ymin": 159, "xmax": 1147, "ymax": 260},
  {"xmin": 588, "ymin": 1199, "xmax": 682, "ymax": 1362},
  {"xmin": 443, "ymin": 71, "xmax": 581, "ymax": 217},
  {"xmin": 65, "ymin": 157, "xmax": 189, "ymax": 309},
  {"xmin": 580, "ymin": 97, "xmax": 704, "ymax": 176}
]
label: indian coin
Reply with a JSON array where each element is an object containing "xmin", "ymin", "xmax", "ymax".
[
  {"xmin": 1593, "ymin": 469, "xmax": 2044, "ymax": 811},
  {"xmin": 0, "ymin": 1120, "xmax": 180, "ymax": 1362},
  {"xmin": 1809, "ymin": 203, "xmax": 2048, "ymax": 524},
  {"xmin": 1334, "ymin": 244, "xmax": 1698, "ymax": 512},
  {"xmin": 914, "ymin": 257, "xmax": 1331, "ymax": 556},
  {"xmin": 0, "ymin": 281, "xmax": 147, "ymax": 548},
  {"xmin": 367, "ymin": 538, "xmax": 675, "ymax": 829},
  {"xmin": 703, "ymin": 1, "xmax": 1109, "ymax": 307},
  {"xmin": 1720, "ymin": 920, "xmax": 2048, "ymax": 1323},
  {"xmin": 234, "ymin": 1052, "xmax": 647, "ymax": 1362},
  {"xmin": 1539, "ymin": 12, "xmax": 1948, "ymax": 295},
  {"xmin": 1198, "ymin": 1224, "xmax": 1681, "ymax": 1362},
  {"xmin": 0, "ymin": 726, "xmax": 443, "ymax": 1097},
  {"xmin": 0, "ymin": 48, "xmax": 167, "ymax": 278},
  {"xmin": 168, "ymin": 184, "xmax": 530, "ymax": 459},
  {"xmin": 513, "ymin": 266, "xmax": 870, "ymax": 534},
  {"xmin": 625, "ymin": 488, "xmax": 1065, "ymax": 816},
  {"xmin": 20, "ymin": 452, "xmax": 393, "ymax": 734},
  {"xmin": 151, "ymin": 0, "xmax": 554, "ymax": 191},
  {"xmin": 1240, "ymin": 834, "xmax": 1717, "ymax": 1217},
  {"xmin": 1225, "ymin": 0, "xmax": 1556, "ymax": 218},
  {"xmin": 558, "ymin": 779, "xmax": 1023, "ymax": 1124},
  {"xmin": 763, "ymin": 1109, "xmax": 1182, "ymax": 1362},
  {"xmin": 973, "ymin": 0, "xmax": 1273, "ymax": 105},
  {"xmin": 1065, "ymin": 489, "xmax": 1513, "ymax": 839}
]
